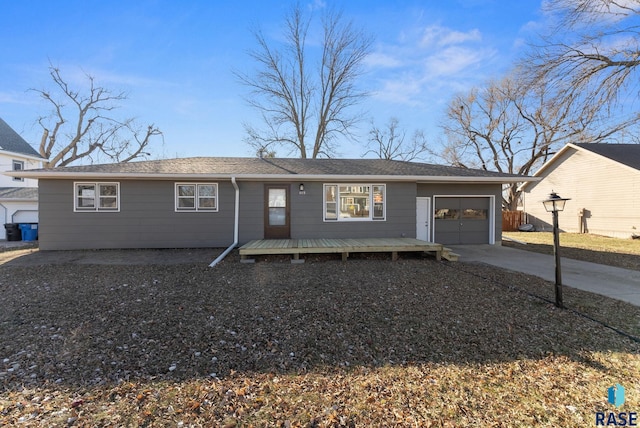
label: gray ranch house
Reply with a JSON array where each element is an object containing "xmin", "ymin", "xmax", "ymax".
[
  {"xmin": 12, "ymin": 157, "xmax": 525, "ymax": 251},
  {"xmin": 520, "ymin": 143, "xmax": 640, "ymax": 239}
]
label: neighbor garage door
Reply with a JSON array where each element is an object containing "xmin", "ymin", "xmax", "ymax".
[{"xmin": 434, "ymin": 197, "xmax": 490, "ymax": 244}]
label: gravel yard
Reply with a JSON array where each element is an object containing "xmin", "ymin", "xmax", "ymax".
[{"xmin": 1, "ymin": 248, "xmax": 639, "ymax": 426}]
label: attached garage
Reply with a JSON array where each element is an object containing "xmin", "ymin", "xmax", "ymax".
[{"xmin": 417, "ymin": 183, "xmax": 501, "ymax": 245}]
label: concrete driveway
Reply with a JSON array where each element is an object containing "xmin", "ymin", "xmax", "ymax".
[{"xmin": 451, "ymin": 245, "xmax": 640, "ymax": 307}]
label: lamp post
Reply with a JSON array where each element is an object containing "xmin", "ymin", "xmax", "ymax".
[{"xmin": 542, "ymin": 191, "xmax": 571, "ymax": 308}]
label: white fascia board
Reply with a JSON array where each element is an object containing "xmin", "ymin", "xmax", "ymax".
[
  {"xmin": 9, "ymin": 171, "xmax": 531, "ymax": 183},
  {"xmin": 0, "ymin": 150, "xmax": 46, "ymax": 162}
]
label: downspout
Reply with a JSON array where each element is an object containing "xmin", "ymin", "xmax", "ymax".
[
  {"xmin": 0, "ymin": 203, "xmax": 7, "ymax": 240},
  {"xmin": 209, "ymin": 177, "xmax": 239, "ymax": 267},
  {"xmin": 0, "ymin": 203, "xmax": 7, "ymax": 225}
]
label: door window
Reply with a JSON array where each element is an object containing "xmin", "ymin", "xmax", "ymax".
[{"xmin": 268, "ymin": 188, "xmax": 287, "ymax": 226}]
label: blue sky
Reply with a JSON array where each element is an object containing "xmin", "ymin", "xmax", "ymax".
[{"xmin": 0, "ymin": 0, "xmax": 545, "ymax": 161}]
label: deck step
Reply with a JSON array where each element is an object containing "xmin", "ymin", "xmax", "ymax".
[{"xmin": 441, "ymin": 247, "xmax": 460, "ymax": 262}]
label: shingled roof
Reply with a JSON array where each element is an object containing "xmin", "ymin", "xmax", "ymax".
[
  {"xmin": 13, "ymin": 157, "xmax": 526, "ymax": 182},
  {"xmin": 0, "ymin": 187, "xmax": 38, "ymax": 200},
  {"xmin": 0, "ymin": 118, "xmax": 42, "ymax": 158},
  {"xmin": 574, "ymin": 143, "xmax": 640, "ymax": 171}
]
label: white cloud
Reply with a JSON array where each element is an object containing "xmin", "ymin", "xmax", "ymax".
[
  {"xmin": 424, "ymin": 46, "xmax": 486, "ymax": 77},
  {"xmin": 364, "ymin": 52, "xmax": 404, "ymax": 68},
  {"xmin": 420, "ymin": 25, "xmax": 482, "ymax": 48},
  {"xmin": 375, "ymin": 77, "xmax": 424, "ymax": 105},
  {"xmin": 307, "ymin": 0, "xmax": 326, "ymax": 12},
  {"xmin": 367, "ymin": 22, "xmax": 494, "ymax": 107}
]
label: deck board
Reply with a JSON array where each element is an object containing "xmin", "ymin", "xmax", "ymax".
[{"xmin": 239, "ymin": 238, "xmax": 444, "ymax": 261}]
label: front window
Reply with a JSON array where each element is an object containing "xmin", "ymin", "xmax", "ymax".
[
  {"xmin": 12, "ymin": 160, "xmax": 24, "ymax": 182},
  {"xmin": 324, "ymin": 184, "xmax": 385, "ymax": 221},
  {"xmin": 74, "ymin": 182, "xmax": 120, "ymax": 212},
  {"xmin": 175, "ymin": 183, "xmax": 218, "ymax": 211}
]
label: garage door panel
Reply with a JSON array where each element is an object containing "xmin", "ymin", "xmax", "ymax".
[
  {"xmin": 436, "ymin": 232, "xmax": 461, "ymax": 245},
  {"xmin": 460, "ymin": 220, "xmax": 489, "ymax": 244},
  {"xmin": 461, "ymin": 220, "xmax": 488, "ymax": 233}
]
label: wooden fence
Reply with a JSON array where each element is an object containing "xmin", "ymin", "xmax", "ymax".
[{"xmin": 502, "ymin": 210, "xmax": 525, "ymax": 232}]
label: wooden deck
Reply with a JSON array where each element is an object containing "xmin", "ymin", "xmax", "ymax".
[{"xmin": 239, "ymin": 238, "xmax": 456, "ymax": 262}]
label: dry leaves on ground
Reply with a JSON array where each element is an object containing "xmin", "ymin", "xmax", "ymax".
[{"xmin": 0, "ymin": 251, "xmax": 638, "ymax": 426}]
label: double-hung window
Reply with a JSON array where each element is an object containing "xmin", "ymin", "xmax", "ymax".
[
  {"xmin": 175, "ymin": 183, "xmax": 218, "ymax": 211},
  {"xmin": 74, "ymin": 182, "xmax": 120, "ymax": 212},
  {"xmin": 12, "ymin": 160, "xmax": 24, "ymax": 182},
  {"xmin": 323, "ymin": 184, "xmax": 385, "ymax": 221}
]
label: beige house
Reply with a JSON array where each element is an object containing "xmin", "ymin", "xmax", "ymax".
[{"xmin": 520, "ymin": 143, "xmax": 640, "ymax": 239}]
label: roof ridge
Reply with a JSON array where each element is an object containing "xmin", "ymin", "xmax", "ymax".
[{"xmin": 572, "ymin": 143, "xmax": 640, "ymax": 172}]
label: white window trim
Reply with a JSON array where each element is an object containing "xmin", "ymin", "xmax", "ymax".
[
  {"xmin": 175, "ymin": 183, "xmax": 219, "ymax": 212},
  {"xmin": 323, "ymin": 183, "xmax": 386, "ymax": 222},
  {"xmin": 73, "ymin": 182, "xmax": 120, "ymax": 212},
  {"xmin": 12, "ymin": 160, "xmax": 24, "ymax": 182}
]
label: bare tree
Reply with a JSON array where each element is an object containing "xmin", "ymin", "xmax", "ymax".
[
  {"xmin": 32, "ymin": 65, "xmax": 162, "ymax": 168},
  {"xmin": 364, "ymin": 117, "xmax": 429, "ymax": 161},
  {"xmin": 528, "ymin": 0, "xmax": 640, "ymax": 112},
  {"xmin": 236, "ymin": 4, "xmax": 373, "ymax": 158},
  {"xmin": 440, "ymin": 72, "xmax": 632, "ymax": 210}
]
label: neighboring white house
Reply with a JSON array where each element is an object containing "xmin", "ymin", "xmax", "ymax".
[
  {"xmin": 520, "ymin": 143, "xmax": 640, "ymax": 239},
  {"xmin": 0, "ymin": 118, "xmax": 45, "ymax": 240}
]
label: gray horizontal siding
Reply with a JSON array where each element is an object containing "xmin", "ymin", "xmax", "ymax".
[
  {"xmin": 39, "ymin": 180, "xmax": 236, "ymax": 250},
  {"xmin": 38, "ymin": 179, "xmax": 505, "ymax": 250},
  {"xmin": 290, "ymin": 181, "xmax": 417, "ymax": 240},
  {"xmin": 240, "ymin": 181, "xmax": 419, "ymax": 242},
  {"xmin": 238, "ymin": 181, "xmax": 264, "ymax": 243}
]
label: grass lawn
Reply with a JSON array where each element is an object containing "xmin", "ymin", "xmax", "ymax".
[
  {"xmin": 0, "ymin": 252, "xmax": 638, "ymax": 426},
  {"xmin": 503, "ymin": 232, "xmax": 640, "ymax": 271}
]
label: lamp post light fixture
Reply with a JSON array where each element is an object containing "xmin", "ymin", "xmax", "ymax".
[{"xmin": 542, "ymin": 191, "xmax": 571, "ymax": 308}]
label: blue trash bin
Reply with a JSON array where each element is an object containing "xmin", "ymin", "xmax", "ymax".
[{"xmin": 19, "ymin": 223, "xmax": 38, "ymax": 241}]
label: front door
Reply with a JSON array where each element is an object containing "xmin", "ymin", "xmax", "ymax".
[
  {"xmin": 416, "ymin": 197, "xmax": 431, "ymax": 241},
  {"xmin": 264, "ymin": 185, "xmax": 290, "ymax": 239}
]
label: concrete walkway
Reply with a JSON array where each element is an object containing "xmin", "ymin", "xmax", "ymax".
[{"xmin": 450, "ymin": 245, "xmax": 640, "ymax": 307}]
